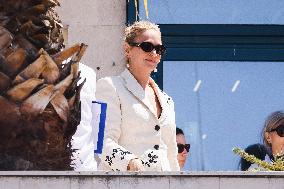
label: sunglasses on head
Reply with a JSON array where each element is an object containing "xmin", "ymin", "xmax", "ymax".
[
  {"xmin": 269, "ymin": 124, "xmax": 284, "ymax": 137},
  {"xmin": 128, "ymin": 42, "xmax": 166, "ymax": 56},
  {"xmin": 177, "ymin": 143, "xmax": 190, "ymax": 153}
]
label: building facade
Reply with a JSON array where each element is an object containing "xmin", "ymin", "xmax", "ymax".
[{"xmin": 58, "ymin": 0, "xmax": 284, "ymax": 171}]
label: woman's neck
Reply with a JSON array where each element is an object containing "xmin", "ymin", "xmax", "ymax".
[
  {"xmin": 128, "ymin": 67, "xmax": 151, "ymax": 90},
  {"xmin": 272, "ymin": 146, "xmax": 284, "ymax": 156}
]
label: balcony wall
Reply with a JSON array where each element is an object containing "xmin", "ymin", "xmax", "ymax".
[{"xmin": 1, "ymin": 171, "xmax": 284, "ymax": 189}]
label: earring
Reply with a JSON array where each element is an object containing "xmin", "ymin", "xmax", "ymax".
[
  {"xmin": 267, "ymin": 136, "xmax": 272, "ymax": 144},
  {"xmin": 154, "ymin": 68, "xmax": 157, "ymax": 73},
  {"xmin": 126, "ymin": 58, "xmax": 130, "ymax": 68}
]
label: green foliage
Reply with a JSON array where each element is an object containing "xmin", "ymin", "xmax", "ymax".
[{"xmin": 233, "ymin": 147, "xmax": 284, "ymax": 171}]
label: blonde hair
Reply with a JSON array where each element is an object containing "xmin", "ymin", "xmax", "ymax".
[
  {"xmin": 124, "ymin": 20, "xmax": 161, "ymax": 44},
  {"xmin": 262, "ymin": 111, "xmax": 284, "ymax": 147}
]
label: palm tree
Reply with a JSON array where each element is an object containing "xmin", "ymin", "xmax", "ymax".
[{"xmin": 0, "ymin": 0, "xmax": 86, "ymax": 170}]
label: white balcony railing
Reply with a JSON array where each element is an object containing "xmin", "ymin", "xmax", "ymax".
[{"xmin": 1, "ymin": 171, "xmax": 284, "ymax": 189}]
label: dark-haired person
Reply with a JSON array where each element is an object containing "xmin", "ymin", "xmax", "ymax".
[
  {"xmin": 239, "ymin": 143, "xmax": 271, "ymax": 171},
  {"xmin": 96, "ymin": 21, "xmax": 179, "ymax": 171},
  {"xmin": 176, "ymin": 127, "xmax": 190, "ymax": 170}
]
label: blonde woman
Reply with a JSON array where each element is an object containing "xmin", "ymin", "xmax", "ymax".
[
  {"xmin": 96, "ymin": 21, "xmax": 179, "ymax": 171},
  {"xmin": 263, "ymin": 111, "xmax": 284, "ymax": 156}
]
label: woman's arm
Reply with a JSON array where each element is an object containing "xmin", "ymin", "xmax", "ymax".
[{"xmin": 96, "ymin": 78, "xmax": 137, "ymax": 171}]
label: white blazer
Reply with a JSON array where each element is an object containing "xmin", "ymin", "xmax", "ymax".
[{"xmin": 96, "ymin": 69, "xmax": 180, "ymax": 171}]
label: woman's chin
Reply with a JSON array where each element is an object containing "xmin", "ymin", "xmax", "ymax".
[
  {"xmin": 147, "ymin": 64, "xmax": 158, "ymax": 71},
  {"xmin": 145, "ymin": 59, "xmax": 158, "ymax": 67}
]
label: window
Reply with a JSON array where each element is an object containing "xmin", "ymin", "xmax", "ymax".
[{"xmin": 127, "ymin": 0, "xmax": 284, "ymax": 171}]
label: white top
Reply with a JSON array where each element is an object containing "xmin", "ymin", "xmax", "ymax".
[{"xmin": 71, "ymin": 63, "xmax": 97, "ymax": 171}]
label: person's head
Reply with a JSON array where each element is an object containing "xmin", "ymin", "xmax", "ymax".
[
  {"xmin": 176, "ymin": 127, "xmax": 189, "ymax": 169},
  {"xmin": 263, "ymin": 111, "xmax": 284, "ymax": 155},
  {"xmin": 124, "ymin": 20, "xmax": 165, "ymax": 74}
]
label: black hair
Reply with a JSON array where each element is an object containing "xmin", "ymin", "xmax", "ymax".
[
  {"xmin": 239, "ymin": 143, "xmax": 270, "ymax": 171},
  {"xmin": 176, "ymin": 127, "xmax": 184, "ymax": 135}
]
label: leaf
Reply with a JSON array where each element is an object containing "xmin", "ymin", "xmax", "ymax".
[
  {"xmin": 143, "ymin": 0, "xmax": 149, "ymax": 19},
  {"xmin": 52, "ymin": 43, "xmax": 81, "ymax": 66},
  {"xmin": 54, "ymin": 73, "xmax": 73, "ymax": 94},
  {"xmin": 0, "ymin": 26, "xmax": 13, "ymax": 51},
  {"xmin": 20, "ymin": 85, "xmax": 56, "ymax": 117},
  {"xmin": 0, "ymin": 71, "xmax": 11, "ymax": 93},
  {"xmin": 50, "ymin": 93, "xmax": 69, "ymax": 123},
  {"xmin": 233, "ymin": 147, "xmax": 284, "ymax": 171},
  {"xmin": 13, "ymin": 53, "xmax": 46, "ymax": 84},
  {"xmin": 2, "ymin": 48, "xmax": 26, "ymax": 77},
  {"xmin": 41, "ymin": 50, "xmax": 60, "ymax": 84},
  {"xmin": 134, "ymin": 0, "xmax": 138, "ymax": 21},
  {"xmin": 7, "ymin": 78, "xmax": 44, "ymax": 102}
]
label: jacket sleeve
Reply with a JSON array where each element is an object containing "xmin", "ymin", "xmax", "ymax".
[
  {"xmin": 167, "ymin": 100, "xmax": 180, "ymax": 171},
  {"xmin": 72, "ymin": 63, "xmax": 97, "ymax": 171},
  {"xmin": 96, "ymin": 78, "xmax": 137, "ymax": 171}
]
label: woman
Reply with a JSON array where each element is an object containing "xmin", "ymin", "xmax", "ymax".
[
  {"xmin": 263, "ymin": 111, "xmax": 284, "ymax": 157},
  {"xmin": 96, "ymin": 21, "xmax": 180, "ymax": 171}
]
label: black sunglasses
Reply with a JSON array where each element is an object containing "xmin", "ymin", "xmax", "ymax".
[
  {"xmin": 270, "ymin": 124, "xmax": 284, "ymax": 137},
  {"xmin": 128, "ymin": 42, "xmax": 166, "ymax": 56},
  {"xmin": 177, "ymin": 143, "xmax": 190, "ymax": 153}
]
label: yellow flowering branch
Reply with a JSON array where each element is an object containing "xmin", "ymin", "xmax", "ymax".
[
  {"xmin": 129, "ymin": 0, "xmax": 149, "ymax": 20},
  {"xmin": 143, "ymin": 0, "xmax": 149, "ymax": 19},
  {"xmin": 233, "ymin": 147, "xmax": 284, "ymax": 171}
]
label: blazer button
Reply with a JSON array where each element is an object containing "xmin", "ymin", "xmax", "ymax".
[
  {"xmin": 155, "ymin": 125, "xmax": 160, "ymax": 131},
  {"xmin": 154, "ymin": 145, "xmax": 159, "ymax": 150}
]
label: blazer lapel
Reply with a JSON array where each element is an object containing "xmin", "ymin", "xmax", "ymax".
[
  {"xmin": 120, "ymin": 69, "xmax": 157, "ymax": 117},
  {"xmin": 150, "ymin": 79, "xmax": 169, "ymax": 122}
]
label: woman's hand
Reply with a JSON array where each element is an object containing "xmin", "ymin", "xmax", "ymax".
[{"xmin": 127, "ymin": 158, "xmax": 144, "ymax": 171}]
